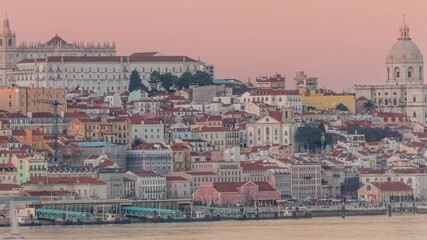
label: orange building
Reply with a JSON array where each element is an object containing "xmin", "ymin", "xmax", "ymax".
[
  {"xmin": 0, "ymin": 87, "xmax": 66, "ymax": 113},
  {"xmin": 68, "ymin": 117, "xmax": 130, "ymax": 148}
]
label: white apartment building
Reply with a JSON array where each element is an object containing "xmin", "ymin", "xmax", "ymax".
[
  {"xmin": 126, "ymin": 143, "xmax": 173, "ymax": 175},
  {"xmin": 123, "ymin": 170, "xmax": 166, "ymax": 200},
  {"xmin": 238, "ymin": 89, "xmax": 302, "ymax": 113},
  {"xmin": 191, "ymin": 161, "xmax": 243, "ymax": 183},
  {"xmin": 128, "ymin": 117, "xmax": 165, "ymax": 144},
  {"xmin": 290, "ymin": 161, "xmax": 322, "ymax": 200},
  {"xmin": 129, "ymin": 100, "xmax": 161, "ymax": 116},
  {"xmin": 166, "ymin": 176, "xmax": 191, "ymax": 199}
]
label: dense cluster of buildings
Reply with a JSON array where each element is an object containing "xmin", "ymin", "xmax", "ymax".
[{"xmin": 0, "ymin": 17, "xmax": 427, "ymax": 206}]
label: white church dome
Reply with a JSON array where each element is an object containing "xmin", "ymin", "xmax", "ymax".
[{"xmin": 386, "ymin": 22, "xmax": 423, "ymax": 64}]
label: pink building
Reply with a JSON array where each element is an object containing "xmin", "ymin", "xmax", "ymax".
[{"xmin": 193, "ymin": 181, "xmax": 280, "ymax": 206}]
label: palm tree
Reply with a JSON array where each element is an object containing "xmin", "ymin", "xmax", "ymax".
[{"xmin": 363, "ymin": 100, "xmax": 375, "ymax": 111}]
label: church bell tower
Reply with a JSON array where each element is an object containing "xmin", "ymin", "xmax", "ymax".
[{"xmin": 0, "ymin": 14, "xmax": 17, "ymax": 86}]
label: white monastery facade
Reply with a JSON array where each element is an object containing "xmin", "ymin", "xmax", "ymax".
[{"xmin": 0, "ymin": 16, "xmax": 204, "ymax": 95}]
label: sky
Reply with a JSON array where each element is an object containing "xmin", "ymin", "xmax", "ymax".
[{"xmin": 1, "ymin": 0, "xmax": 427, "ymax": 91}]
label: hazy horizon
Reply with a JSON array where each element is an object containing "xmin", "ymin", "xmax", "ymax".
[{"xmin": 2, "ymin": 0, "xmax": 427, "ymax": 91}]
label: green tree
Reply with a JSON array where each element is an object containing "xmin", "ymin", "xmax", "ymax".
[
  {"xmin": 160, "ymin": 73, "xmax": 179, "ymax": 92},
  {"xmin": 132, "ymin": 137, "xmax": 145, "ymax": 148},
  {"xmin": 149, "ymin": 71, "xmax": 161, "ymax": 90},
  {"xmin": 129, "ymin": 70, "xmax": 143, "ymax": 92},
  {"xmin": 346, "ymin": 124, "xmax": 402, "ymax": 142},
  {"xmin": 295, "ymin": 124, "xmax": 332, "ymax": 153},
  {"xmin": 336, "ymin": 103, "xmax": 349, "ymax": 112},
  {"xmin": 306, "ymin": 106, "xmax": 316, "ymax": 111},
  {"xmin": 176, "ymin": 71, "xmax": 195, "ymax": 89},
  {"xmin": 193, "ymin": 71, "xmax": 213, "ymax": 86},
  {"xmin": 363, "ymin": 100, "xmax": 375, "ymax": 111}
]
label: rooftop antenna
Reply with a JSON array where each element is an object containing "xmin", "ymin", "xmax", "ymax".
[{"xmin": 403, "ymin": 14, "xmax": 406, "ymax": 24}]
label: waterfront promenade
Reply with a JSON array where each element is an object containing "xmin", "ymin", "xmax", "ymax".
[{"xmin": 2, "ymin": 214, "xmax": 427, "ymax": 240}]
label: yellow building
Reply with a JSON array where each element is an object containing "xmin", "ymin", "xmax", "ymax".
[
  {"xmin": 357, "ymin": 182, "xmax": 413, "ymax": 203},
  {"xmin": 0, "ymin": 87, "xmax": 66, "ymax": 113},
  {"xmin": 299, "ymin": 87, "xmax": 355, "ymax": 114}
]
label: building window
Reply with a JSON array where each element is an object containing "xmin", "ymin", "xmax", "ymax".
[
  {"xmin": 408, "ymin": 67, "xmax": 413, "ymax": 78},
  {"xmin": 395, "ymin": 67, "xmax": 400, "ymax": 79}
]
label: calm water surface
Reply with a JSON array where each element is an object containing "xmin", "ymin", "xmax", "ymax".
[{"xmin": 1, "ymin": 215, "xmax": 427, "ymax": 240}]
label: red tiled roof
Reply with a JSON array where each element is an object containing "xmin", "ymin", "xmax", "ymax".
[
  {"xmin": 240, "ymin": 161, "xmax": 267, "ymax": 171},
  {"xmin": 87, "ymin": 154, "xmax": 100, "ymax": 159},
  {"xmin": 256, "ymin": 75, "xmax": 285, "ymax": 83},
  {"xmin": 123, "ymin": 177, "xmax": 134, "ymax": 182},
  {"xmin": 27, "ymin": 177, "xmax": 104, "ymax": 185},
  {"xmin": 356, "ymin": 96, "xmax": 369, "ymax": 101},
  {"xmin": 207, "ymin": 115, "xmax": 222, "ymax": 121},
  {"xmin": 254, "ymin": 181, "xmax": 277, "ymax": 191},
  {"xmin": 250, "ymin": 89, "xmax": 299, "ymax": 96},
  {"xmin": 129, "ymin": 52, "xmax": 159, "ymax": 57},
  {"xmin": 212, "ymin": 181, "xmax": 276, "ymax": 193},
  {"xmin": 0, "ymin": 163, "xmax": 16, "ymax": 169},
  {"xmin": 46, "ymin": 35, "xmax": 67, "ymax": 45},
  {"xmin": 99, "ymin": 159, "xmax": 115, "ymax": 167},
  {"xmin": 0, "ymin": 119, "xmax": 10, "ymax": 124},
  {"xmin": 18, "ymin": 54, "xmax": 199, "ymax": 64},
  {"xmin": 166, "ymin": 176, "xmax": 188, "ymax": 181},
  {"xmin": 268, "ymin": 111, "xmax": 282, "ymax": 122},
  {"xmin": 11, "ymin": 129, "xmax": 25, "ymax": 136},
  {"xmin": 0, "ymin": 184, "xmax": 21, "ymax": 191},
  {"xmin": 31, "ymin": 112, "xmax": 54, "ymax": 118},
  {"xmin": 186, "ymin": 172, "xmax": 218, "ymax": 176},
  {"xmin": 64, "ymin": 112, "xmax": 90, "ymax": 118},
  {"xmin": 0, "ymin": 113, "xmax": 27, "ymax": 119},
  {"xmin": 23, "ymin": 190, "xmax": 76, "ymax": 196},
  {"xmin": 212, "ymin": 182, "xmax": 245, "ymax": 192},
  {"xmin": 131, "ymin": 170, "xmax": 160, "ymax": 177},
  {"xmin": 199, "ymin": 126, "xmax": 234, "ymax": 132},
  {"xmin": 126, "ymin": 116, "xmax": 144, "ymax": 124},
  {"xmin": 371, "ymin": 182, "xmax": 413, "ymax": 192}
]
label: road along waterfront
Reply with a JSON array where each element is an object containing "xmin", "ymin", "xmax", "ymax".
[{"xmin": 1, "ymin": 214, "xmax": 427, "ymax": 240}]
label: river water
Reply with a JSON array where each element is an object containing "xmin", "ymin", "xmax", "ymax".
[{"xmin": 1, "ymin": 215, "xmax": 426, "ymax": 240}]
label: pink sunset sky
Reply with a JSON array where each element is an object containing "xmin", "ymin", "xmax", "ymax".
[{"xmin": 1, "ymin": 0, "xmax": 427, "ymax": 91}]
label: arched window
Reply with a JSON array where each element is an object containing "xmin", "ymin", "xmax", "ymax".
[
  {"xmin": 420, "ymin": 67, "xmax": 423, "ymax": 80},
  {"xmin": 395, "ymin": 67, "xmax": 400, "ymax": 79},
  {"xmin": 0, "ymin": 39, "xmax": 2, "ymax": 47},
  {"xmin": 8, "ymin": 39, "xmax": 11, "ymax": 46},
  {"xmin": 408, "ymin": 67, "xmax": 413, "ymax": 79},
  {"xmin": 266, "ymin": 127, "xmax": 270, "ymax": 136}
]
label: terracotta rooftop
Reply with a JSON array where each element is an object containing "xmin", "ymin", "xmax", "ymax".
[
  {"xmin": 27, "ymin": 177, "xmax": 104, "ymax": 185},
  {"xmin": 0, "ymin": 184, "xmax": 21, "ymax": 191},
  {"xmin": 166, "ymin": 176, "xmax": 188, "ymax": 181},
  {"xmin": 371, "ymin": 182, "xmax": 413, "ymax": 192}
]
